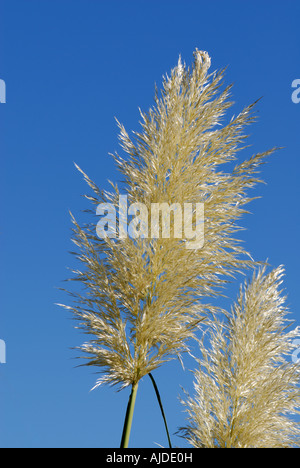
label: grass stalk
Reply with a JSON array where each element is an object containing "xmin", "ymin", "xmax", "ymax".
[
  {"xmin": 149, "ymin": 373, "xmax": 172, "ymax": 448},
  {"xmin": 120, "ymin": 382, "xmax": 139, "ymax": 448}
]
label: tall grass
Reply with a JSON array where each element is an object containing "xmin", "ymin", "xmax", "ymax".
[{"xmin": 58, "ymin": 49, "xmax": 297, "ymax": 447}]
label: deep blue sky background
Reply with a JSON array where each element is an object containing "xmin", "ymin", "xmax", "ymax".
[{"xmin": 0, "ymin": 0, "xmax": 299, "ymax": 448}]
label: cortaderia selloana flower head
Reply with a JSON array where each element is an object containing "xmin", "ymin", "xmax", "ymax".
[
  {"xmin": 59, "ymin": 49, "xmax": 277, "ymax": 391},
  {"xmin": 180, "ymin": 266, "xmax": 300, "ymax": 448}
]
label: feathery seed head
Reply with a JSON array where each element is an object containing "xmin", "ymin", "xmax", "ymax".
[
  {"xmin": 60, "ymin": 50, "xmax": 277, "ymax": 390},
  {"xmin": 180, "ymin": 266, "xmax": 300, "ymax": 448}
]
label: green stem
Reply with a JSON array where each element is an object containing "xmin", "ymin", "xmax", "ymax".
[
  {"xmin": 148, "ymin": 373, "xmax": 172, "ymax": 448},
  {"xmin": 120, "ymin": 382, "xmax": 139, "ymax": 448}
]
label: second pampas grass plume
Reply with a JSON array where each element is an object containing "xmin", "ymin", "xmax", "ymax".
[{"xmin": 180, "ymin": 266, "xmax": 300, "ymax": 448}]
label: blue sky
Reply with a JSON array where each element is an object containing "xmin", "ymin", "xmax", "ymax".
[{"xmin": 0, "ymin": 0, "xmax": 299, "ymax": 448}]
